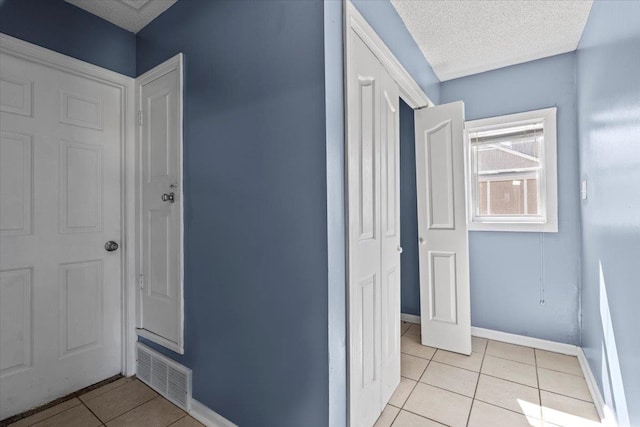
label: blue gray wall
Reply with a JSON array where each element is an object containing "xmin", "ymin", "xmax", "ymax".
[
  {"xmin": 0, "ymin": 0, "xmax": 135, "ymax": 77},
  {"xmin": 351, "ymin": 0, "xmax": 441, "ymax": 104},
  {"xmin": 399, "ymin": 100, "xmax": 421, "ymax": 316},
  {"xmin": 577, "ymin": 1, "xmax": 640, "ymax": 425},
  {"xmin": 136, "ymin": 1, "xmax": 329, "ymax": 425},
  {"xmin": 440, "ymin": 54, "xmax": 582, "ymax": 345}
]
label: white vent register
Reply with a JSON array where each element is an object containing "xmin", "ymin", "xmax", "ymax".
[{"xmin": 136, "ymin": 343, "xmax": 192, "ymax": 411}]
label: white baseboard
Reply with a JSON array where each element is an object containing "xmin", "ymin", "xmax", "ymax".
[
  {"xmin": 401, "ymin": 314, "xmax": 579, "ymax": 356},
  {"xmin": 470, "ymin": 326, "xmax": 579, "ymax": 356},
  {"xmin": 577, "ymin": 348, "xmax": 617, "ymax": 427},
  {"xmin": 401, "ymin": 313, "xmax": 421, "ymax": 324},
  {"xmin": 190, "ymin": 399, "xmax": 237, "ymax": 427}
]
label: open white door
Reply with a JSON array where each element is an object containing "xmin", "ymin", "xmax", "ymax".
[
  {"xmin": 415, "ymin": 101, "xmax": 471, "ymax": 355},
  {"xmin": 136, "ymin": 54, "xmax": 184, "ymax": 354}
]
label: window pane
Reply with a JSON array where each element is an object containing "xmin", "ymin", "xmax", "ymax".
[
  {"xmin": 478, "ymin": 181, "xmax": 488, "ymax": 215},
  {"xmin": 527, "ymin": 178, "xmax": 538, "ymax": 215},
  {"xmin": 471, "ymin": 135, "xmax": 542, "ymax": 217},
  {"xmin": 476, "ymin": 138, "xmax": 540, "ymax": 174},
  {"xmin": 488, "ymin": 179, "xmax": 525, "ymax": 215}
]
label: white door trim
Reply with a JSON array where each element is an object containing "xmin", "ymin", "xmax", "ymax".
[
  {"xmin": 135, "ymin": 53, "xmax": 185, "ymax": 354},
  {"xmin": 345, "ymin": 1, "xmax": 434, "ymax": 110},
  {"xmin": 0, "ymin": 33, "xmax": 138, "ymax": 376}
]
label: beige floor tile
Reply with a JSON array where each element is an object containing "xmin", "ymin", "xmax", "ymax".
[
  {"xmin": 389, "ymin": 377, "xmax": 417, "ymax": 408},
  {"xmin": 468, "ymin": 400, "xmax": 543, "ymax": 427},
  {"xmin": 374, "ymin": 405, "xmax": 400, "ymax": 427},
  {"xmin": 391, "ymin": 410, "xmax": 445, "ymax": 427},
  {"xmin": 79, "ymin": 377, "xmax": 135, "ymax": 403},
  {"xmin": 481, "ymin": 355, "xmax": 538, "ymax": 387},
  {"xmin": 401, "ymin": 334, "xmax": 437, "ymax": 360},
  {"xmin": 168, "ymin": 417, "xmax": 205, "ymax": 427},
  {"xmin": 419, "ymin": 361, "xmax": 479, "ymax": 397},
  {"xmin": 475, "ymin": 374, "xmax": 541, "ymax": 417},
  {"xmin": 401, "ymin": 354, "xmax": 429, "ymax": 380},
  {"xmin": 83, "ymin": 379, "xmax": 158, "ymax": 422},
  {"xmin": 486, "ymin": 340, "xmax": 536, "ymax": 365},
  {"xmin": 9, "ymin": 399, "xmax": 82, "ymax": 427},
  {"xmin": 540, "ymin": 391, "xmax": 601, "ymax": 427},
  {"xmin": 535, "ymin": 350, "xmax": 583, "ymax": 376},
  {"xmin": 401, "ymin": 322, "xmax": 412, "ymax": 336},
  {"xmin": 432, "ymin": 349, "xmax": 484, "ymax": 372},
  {"xmin": 404, "ymin": 324, "xmax": 421, "ymax": 338},
  {"xmin": 472, "ymin": 337, "xmax": 488, "ymax": 353},
  {"xmin": 106, "ymin": 396, "xmax": 186, "ymax": 427},
  {"xmin": 538, "ymin": 367, "xmax": 592, "ymax": 402},
  {"xmin": 404, "ymin": 383, "xmax": 472, "ymax": 427},
  {"xmin": 31, "ymin": 404, "xmax": 101, "ymax": 427}
]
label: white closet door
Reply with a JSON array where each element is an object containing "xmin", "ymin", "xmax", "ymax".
[
  {"xmin": 379, "ymin": 74, "xmax": 401, "ymax": 405},
  {"xmin": 0, "ymin": 52, "xmax": 122, "ymax": 419},
  {"xmin": 415, "ymin": 101, "xmax": 471, "ymax": 355},
  {"xmin": 137, "ymin": 56, "xmax": 183, "ymax": 352},
  {"xmin": 348, "ymin": 32, "xmax": 382, "ymax": 427},
  {"xmin": 347, "ymin": 30, "xmax": 401, "ymax": 427}
]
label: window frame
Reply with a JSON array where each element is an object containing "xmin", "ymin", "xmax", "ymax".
[{"xmin": 464, "ymin": 107, "xmax": 558, "ymax": 232}]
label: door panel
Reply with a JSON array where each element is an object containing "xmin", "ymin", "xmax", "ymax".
[
  {"xmin": 0, "ymin": 132, "xmax": 32, "ymax": 236},
  {"xmin": 138, "ymin": 60, "xmax": 183, "ymax": 351},
  {"xmin": 415, "ymin": 101, "xmax": 471, "ymax": 355},
  {"xmin": 0, "ymin": 52, "xmax": 122, "ymax": 419}
]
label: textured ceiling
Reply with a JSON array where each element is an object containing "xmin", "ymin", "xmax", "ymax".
[
  {"xmin": 390, "ymin": 0, "xmax": 593, "ymax": 81},
  {"xmin": 65, "ymin": 0, "xmax": 177, "ymax": 33}
]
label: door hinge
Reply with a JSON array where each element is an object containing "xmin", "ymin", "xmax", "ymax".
[
  {"xmin": 137, "ymin": 110, "xmax": 143, "ymax": 126},
  {"xmin": 139, "ymin": 274, "xmax": 144, "ymax": 290}
]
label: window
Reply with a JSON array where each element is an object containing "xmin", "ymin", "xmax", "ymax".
[{"xmin": 465, "ymin": 107, "xmax": 558, "ymax": 232}]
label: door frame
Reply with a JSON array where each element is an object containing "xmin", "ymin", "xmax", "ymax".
[
  {"xmin": 134, "ymin": 54, "xmax": 185, "ymax": 354},
  {"xmin": 343, "ymin": 2, "xmax": 433, "ymax": 424},
  {"xmin": 0, "ymin": 33, "xmax": 138, "ymax": 376}
]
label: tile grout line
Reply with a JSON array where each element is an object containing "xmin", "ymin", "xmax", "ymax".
[
  {"xmin": 97, "ymin": 394, "xmax": 161, "ymax": 424},
  {"xmin": 167, "ymin": 414, "xmax": 190, "ymax": 427},
  {"xmin": 395, "ymin": 406, "xmax": 448, "ymax": 427},
  {"xmin": 83, "ymin": 381, "xmax": 161, "ymax": 425},
  {"xmin": 465, "ymin": 341, "xmax": 488, "ymax": 427},
  {"xmin": 79, "ymin": 398, "xmax": 105, "ymax": 426},
  {"xmin": 534, "ymin": 348, "xmax": 543, "ymax": 424}
]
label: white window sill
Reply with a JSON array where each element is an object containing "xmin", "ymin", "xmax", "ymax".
[{"xmin": 468, "ymin": 221, "xmax": 558, "ymax": 233}]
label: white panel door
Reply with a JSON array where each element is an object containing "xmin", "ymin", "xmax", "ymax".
[
  {"xmin": 348, "ymin": 33, "xmax": 382, "ymax": 427},
  {"xmin": 0, "ymin": 52, "xmax": 122, "ymax": 419},
  {"xmin": 415, "ymin": 101, "xmax": 471, "ymax": 355},
  {"xmin": 347, "ymin": 30, "xmax": 401, "ymax": 427},
  {"xmin": 379, "ymin": 74, "xmax": 401, "ymax": 405},
  {"xmin": 137, "ymin": 56, "xmax": 183, "ymax": 352}
]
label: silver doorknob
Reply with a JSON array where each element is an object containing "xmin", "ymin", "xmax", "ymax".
[
  {"xmin": 161, "ymin": 192, "xmax": 175, "ymax": 203},
  {"xmin": 419, "ymin": 237, "xmax": 426, "ymax": 245},
  {"xmin": 397, "ymin": 246, "xmax": 403, "ymax": 253},
  {"xmin": 105, "ymin": 241, "xmax": 119, "ymax": 252}
]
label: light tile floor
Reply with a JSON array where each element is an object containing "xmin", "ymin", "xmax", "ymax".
[
  {"xmin": 376, "ymin": 322, "xmax": 603, "ymax": 427},
  {"xmin": 5, "ymin": 324, "xmax": 603, "ymax": 427},
  {"xmin": 7, "ymin": 378, "xmax": 203, "ymax": 427}
]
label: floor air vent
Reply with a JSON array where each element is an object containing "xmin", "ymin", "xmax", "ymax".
[{"xmin": 136, "ymin": 342, "xmax": 192, "ymax": 411}]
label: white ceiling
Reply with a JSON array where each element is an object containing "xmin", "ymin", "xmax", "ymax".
[
  {"xmin": 65, "ymin": 0, "xmax": 177, "ymax": 33},
  {"xmin": 390, "ymin": 0, "xmax": 593, "ymax": 81}
]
